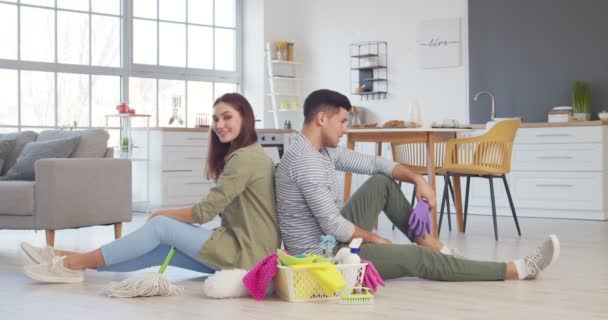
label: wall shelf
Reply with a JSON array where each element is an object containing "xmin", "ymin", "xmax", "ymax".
[
  {"xmin": 271, "ymin": 60, "xmax": 302, "ymax": 65},
  {"xmin": 266, "ymin": 42, "xmax": 303, "ymax": 129},
  {"xmin": 350, "ymin": 53, "xmax": 380, "ymax": 58},
  {"xmin": 352, "ymin": 91, "xmax": 388, "ymax": 100},
  {"xmin": 269, "ymin": 76, "xmax": 303, "ymax": 80},
  {"xmin": 350, "ymin": 41, "xmax": 388, "ymax": 100},
  {"xmin": 350, "ymin": 66, "xmax": 387, "ymax": 70}
]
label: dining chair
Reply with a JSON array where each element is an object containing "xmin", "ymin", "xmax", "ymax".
[{"xmin": 436, "ymin": 119, "xmax": 522, "ymax": 240}]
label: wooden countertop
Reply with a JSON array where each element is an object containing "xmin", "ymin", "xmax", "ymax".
[
  {"xmin": 469, "ymin": 120, "xmax": 608, "ymax": 129},
  {"xmin": 257, "ymin": 128, "xmax": 297, "ymax": 133},
  {"xmin": 149, "ymin": 127, "xmax": 295, "ymax": 133}
]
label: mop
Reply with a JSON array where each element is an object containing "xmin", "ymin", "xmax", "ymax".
[{"xmin": 103, "ymin": 247, "xmax": 184, "ymax": 298}]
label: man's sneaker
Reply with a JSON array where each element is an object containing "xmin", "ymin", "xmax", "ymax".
[
  {"xmin": 523, "ymin": 234, "xmax": 560, "ymax": 280},
  {"xmin": 449, "ymin": 247, "xmax": 465, "ymax": 259},
  {"xmin": 23, "ymin": 256, "xmax": 84, "ymax": 283},
  {"xmin": 20, "ymin": 242, "xmax": 56, "ymax": 264}
]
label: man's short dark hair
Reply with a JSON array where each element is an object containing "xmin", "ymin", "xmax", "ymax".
[{"xmin": 303, "ymin": 89, "xmax": 352, "ymax": 123}]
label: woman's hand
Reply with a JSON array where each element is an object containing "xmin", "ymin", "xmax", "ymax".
[
  {"xmin": 147, "ymin": 208, "xmax": 196, "ymax": 224},
  {"xmin": 147, "ymin": 210, "xmax": 167, "ymax": 221}
]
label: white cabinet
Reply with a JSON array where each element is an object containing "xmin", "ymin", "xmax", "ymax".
[
  {"xmin": 133, "ymin": 129, "xmax": 213, "ymax": 210},
  {"xmin": 468, "ymin": 125, "xmax": 608, "ymax": 220},
  {"xmin": 345, "ymin": 125, "xmax": 608, "ymax": 222}
]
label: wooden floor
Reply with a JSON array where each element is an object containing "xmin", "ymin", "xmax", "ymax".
[{"xmin": 1, "ymin": 213, "xmax": 607, "ymax": 320}]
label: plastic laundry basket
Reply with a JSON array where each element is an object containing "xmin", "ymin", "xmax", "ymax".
[{"xmin": 274, "ymin": 263, "xmax": 367, "ymax": 302}]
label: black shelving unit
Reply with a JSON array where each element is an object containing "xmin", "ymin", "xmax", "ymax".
[{"xmin": 350, "ymin": 41, "xmax": 388, "ymax": 100}]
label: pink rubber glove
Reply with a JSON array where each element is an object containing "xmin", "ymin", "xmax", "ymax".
[
  {"xmin": 408, "ymin": 198, "xmax": 431, "ymax": 241},
  {"xmin": 242, "ymin": 253, "xmax": 279, "ymax": 300},
  {"xmin": 360, "ymin": 259, "xmax": 385, "ymax": 293}
]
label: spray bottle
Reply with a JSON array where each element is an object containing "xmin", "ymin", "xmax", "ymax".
[
  {"xmin": 342, "ymin": 238, "xmax": 362, "ymax": 265},
  {"xmin": 342, "ymin": 238, "xmax": 363, "ymax": 287}
]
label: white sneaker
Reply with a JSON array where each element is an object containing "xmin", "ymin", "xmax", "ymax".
[
  {"xmin": 20, "ymin": 242, "xmax": 56, "ymax": 264},
  {"xmin": 441, "ymin": 245, "xmax": 466, "ymax": 259},
  {"xmin": 23, "ymin": 256, "xmax": 84, "ymax": 283},
  {"xmin": 523, "ymin": 234, "xmax": 560, "ymax": 280},
  {"xmin": 449, "ymin": 247, "xmax": 465, "ymax": 259}
]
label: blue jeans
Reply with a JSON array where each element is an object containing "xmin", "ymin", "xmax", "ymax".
[{"xmin": 97, "ymin": 216, "xmax": 216, "ymax": 274}]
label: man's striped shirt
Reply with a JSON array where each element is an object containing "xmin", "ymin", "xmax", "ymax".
[{"xmin": 275, "ymin": 133, "xmax": 397, "ymax": 255}]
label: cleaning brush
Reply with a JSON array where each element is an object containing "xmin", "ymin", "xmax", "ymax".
[
  {"xmin": 103, "ymin": 247, "xmax": 183, "ymax": 298},
  {"xmin": 340, "ymin": 286, "xmax": 374, "ymax": 305}
]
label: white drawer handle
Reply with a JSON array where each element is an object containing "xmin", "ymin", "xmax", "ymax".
[
  {"xmin": 535, "ymin": 134, "xmax": 573, "ymax": 137},
  {"xmin": 184, "ymin": 157, "xmax": 205, "ymax": 160},
  {"xmin": 536, "ymin": 184, "xmax": 573, "ymax": 188},
  {"xmin": 535, "ymin": 156, "xmax": 573, "ymax": 160}
]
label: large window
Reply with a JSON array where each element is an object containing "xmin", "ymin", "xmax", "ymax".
[{"xmin": 0, "ymin": 0, "xmax": 242, "ymax": 132}]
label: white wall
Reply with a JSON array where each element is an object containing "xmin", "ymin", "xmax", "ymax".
[
  {"xmin": 252, "ymin": 0, "xmax": 470, "ymax": 127},
  {"xmin": 242, "ymin": 0, "xmax": 265, "ymax": 127}
]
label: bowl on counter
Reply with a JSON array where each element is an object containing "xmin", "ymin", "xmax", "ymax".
[{"xmin": 599, "ymin": 111, "xmax": 608, "ymax": 121}]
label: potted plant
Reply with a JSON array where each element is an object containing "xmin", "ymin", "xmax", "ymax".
[
  {"xmin": 120, "ymin": 137, "xmax": 130, "ymax": 158},
  {"xmin": 572, "ymin": 81, "xmax": 591, "ymax": 120}
]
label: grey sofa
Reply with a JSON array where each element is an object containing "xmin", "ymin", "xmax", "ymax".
[{"xmin": 0, "ymin": 129, "xmax": 132, "ymax": 246}]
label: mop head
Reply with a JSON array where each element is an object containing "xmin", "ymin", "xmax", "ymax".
[
  {"xmin": 202, "ymin": 269, "xmax": 249, "ymax": 299},
  {"xmin": 103, "ymin": 272, "xmax": 184, "ymax": 298}
]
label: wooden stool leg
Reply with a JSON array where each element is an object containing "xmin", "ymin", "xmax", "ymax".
[
  {"xmin": 45, "ymin": 230, "xmax": 55, "ymax": 247},
  {"xmin": 114, "ymin": 223, "xmax": 123, "ymax": 239}
]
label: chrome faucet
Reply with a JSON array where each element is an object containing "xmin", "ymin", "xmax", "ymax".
[{"xmin": 474, "ymin": 91, "xmax": 496, "ymax": 121}]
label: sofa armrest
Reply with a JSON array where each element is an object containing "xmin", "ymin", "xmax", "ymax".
[{"xmin": 34, "ymin": 158, "xmax": 132, "ymax": 230}]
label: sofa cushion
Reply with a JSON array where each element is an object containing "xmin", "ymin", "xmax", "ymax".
[
  {"xmin": 0, "ymin": 131, "xmax": 38, "ymax": 175},
  {"xmin": 37, "ymin": 129, "xmax": 109, "ymax": 158},
  {"xmin": 3, "ymin": 137, "xmax": 80, "ymax": 181},
  {"xmin": 0, "ymin": 180, "xmax": 35, "ymax": 215},
  {"xmin": 0, "ymin": 139, "xmax": 15, "ymax": 173}
]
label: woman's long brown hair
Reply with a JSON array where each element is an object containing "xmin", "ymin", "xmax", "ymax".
[{"xmin": 205, "ymin": 93, "xmax": 258, "ymax": 181}]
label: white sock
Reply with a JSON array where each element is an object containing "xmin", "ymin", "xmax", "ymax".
[
  {"xmin": 439, "ymin": 245, "xmax": 451, "ymax": 255},
  {"xmin": 514, "ymin": 259, "xmax": 529, "ymax": 280}
]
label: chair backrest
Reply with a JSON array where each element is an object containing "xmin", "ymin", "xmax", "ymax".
[
  {"xmin": 443, "ymin": 119, "xmax": 521, "ymax": 175},
  {"xmin": 391, "ymin": 142, "xmax": 446, "ymax": 174}
]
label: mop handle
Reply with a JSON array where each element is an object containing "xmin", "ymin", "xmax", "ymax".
[{"xmin": 158, "ymin": 247, "xmax": 176, "ymax": 274}]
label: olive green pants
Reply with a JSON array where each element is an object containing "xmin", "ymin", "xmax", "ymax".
[{"xmin": 340, "ymin": 175, "xmax": 506, "ymax": 281}]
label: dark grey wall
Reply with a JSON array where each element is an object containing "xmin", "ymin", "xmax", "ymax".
[{"xmin": 469, "ymin": 0, "xmax": 608, "ymax": 123}]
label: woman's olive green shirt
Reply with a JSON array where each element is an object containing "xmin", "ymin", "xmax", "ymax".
[{"xmin": 192, "ymin": 144, "xmax": 281, "ymax": 270}]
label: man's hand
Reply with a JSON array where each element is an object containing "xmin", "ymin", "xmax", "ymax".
[
  {"xmin": 371, "ymin": 235, "xmax": 392, "ymax": 244},
  {"xmin": 350, "ymin": 225, "xmax": 392, "ymax": 244},
  {"xmin": 414, "ymin": 176, "xmax": 436, "ymax": 211},
  {"xmin": 391, "ymin": 164, "xmax": 436, "ymax": 210}
]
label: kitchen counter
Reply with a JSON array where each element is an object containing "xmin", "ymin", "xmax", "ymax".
[
  {"xmin": 464, "ymin": 122, "xmax": 608, "ymax": 221},
  {"xmin": 149, "ymin": 127, "xmax": 296, "ymax": 133},
  {"xmin": 470, "ymin": 120, "xmax": 608, "ymax": 129}
]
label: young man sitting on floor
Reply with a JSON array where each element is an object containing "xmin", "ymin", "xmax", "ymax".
[{"xmin": 275, "ymin": 89, "xmax": 559, "ymax": 281}]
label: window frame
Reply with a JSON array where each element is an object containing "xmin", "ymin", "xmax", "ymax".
[{"xmin": 0, "ymin": 0, "xmax": 243, "ymax": 131}]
